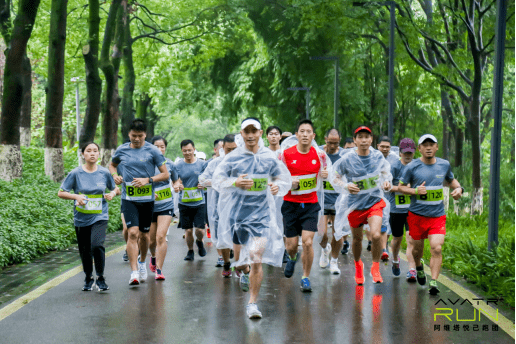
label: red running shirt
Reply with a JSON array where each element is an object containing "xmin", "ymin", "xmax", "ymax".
[{"xmin": 281, "ymin": 145, "xmax": 321, "ymax": 204}]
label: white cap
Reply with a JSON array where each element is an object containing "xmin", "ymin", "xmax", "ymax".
[
  {"xmin": 195, "ymin": 151, "xmax": 206, "ymax": 160},
  {"xmin": 418, "ymin": 134, "xmax": 438, "ymax": 145},
  {"xmin": 241, "ymin": 118, "xmax": 261, "ymax": 130}
]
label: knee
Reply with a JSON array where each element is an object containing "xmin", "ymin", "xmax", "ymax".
[
  {"xmin": 302, "ymin": 238, "xmax": 313, "ymax": 248},
  {"xmin": 371, "ymin": 231, "xmax": 382, "ymax": 242},
  {"xmin": 431, "ymin": 245, "xmax": 442, "ymax": 256},
  {"xmin": 128, "ymin": 230, "xmax": 139, "ymax": 241}
]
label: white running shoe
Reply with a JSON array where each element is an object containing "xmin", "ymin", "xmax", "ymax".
[
  {"xmin": 129, "ymin": 271, "xmax": 140, "ymax": 285},
  {"xmin": 330, "ymin": 261, "xmax": 341, "ymax": 275},
  {"xmin": 319, "ymin": 243, "xmax": 331, "ymax": 268},
  {"xmin": 246, "ymin": 303, "xmax": 262, "ymax": 319},
  {"xmin": 138, "ymin": 261, "xmax": 147, "ymax": 282}
]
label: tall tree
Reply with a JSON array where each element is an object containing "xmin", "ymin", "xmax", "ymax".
[
  {"xmin": 99, "ymin": 0, "xmax": 122, "ymax": 165},
  {"xmin": 44, "ymin": 0, "xmax": 68, "ymax": 182},
  {"xmin": 120, "ymin": 0, "xmax": 135, "ymax": 139},
  {"xmin": 79, "ymin": 0, "xmax": 102, "ymax": 146},
  {"xmin": 19, "ymin": 56, "xmax": 31, "ymax": 146},
  {"xmin": 0, "ymin": 0, "xmax": 41, "ymax": 181}
]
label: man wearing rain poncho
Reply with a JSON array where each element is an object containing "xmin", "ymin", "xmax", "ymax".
[
  {"xmin": 330, "ymin": 126, "xmax": 392, "ymax": 285},
  {"xmin": 212, "ymin": 117, "xmax": 292, "ymax": 319}
]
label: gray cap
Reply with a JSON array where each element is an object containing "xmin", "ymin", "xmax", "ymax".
[{"xmin": 418, "ymin": 134, "xmax": 438, "ymax": 145}]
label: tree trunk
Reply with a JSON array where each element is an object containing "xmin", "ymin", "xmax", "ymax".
[
  {"xmin": 44, "ymin": 0, "xmax": 68, "ymax": 182},
  {"xmin": 0, "ymin": 0, "xmax": 41, "ymax": 181},
  {"xmin": 19, "ymin": 54, "xmax": 31, "ymax": 147},
  {"xmin": 454, "ymin": 128, "xmax": 463, "ymax": 168},
  {"xmin": 99, "ymin": 0, "xmax": 122, "ymax": 166},
  {"xmin": 469, "ymin": 52, "xmax": 483, "ymax": 214},
  {"xmin": 79, "ymin": 0, "xmax": 101, "ymax": 146},
  {"xmin": 147, "ymin": 105, "xmax": 156, "ymax": 139},
  {"xmin": 121, "ymin": 0, "xmax": 135, "ymax": 140}
]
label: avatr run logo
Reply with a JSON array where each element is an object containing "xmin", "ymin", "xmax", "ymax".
[{"xmin": 433, "ymin": 298, "xmax": 502, "ymax": 332}]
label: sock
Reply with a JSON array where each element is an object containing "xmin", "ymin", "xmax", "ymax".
[
  {"xmin": 331, "ymin": 257, "xmax": 338, "ymax": 263},
  {"xmin": 289, "ymin": 254, "xmax": 297, "ymax": 261},
  {"xmin": 416, "ymin": 265, "xmax": 424, "ymax": 271},
  {"xmin": 151, "ymin": 256, "xmax": 156, "ymax": 265},
  {"xmin": 132, "ymin": 270, "xmax": 138, "ymax": 274},
  {"xmin": 218, "ymin": 255, "xmax": 223, "ymax": 259},
  {"xmin": 223, "ymin": 262, "xmax": 231, "ymax": 270},
  {"xmin": 392, "ymin": 259, "xmax": 400, "ymax": 263},
  {"xmin": 302, "ymin": 276, "xmax": 309, "ymax": 280}
]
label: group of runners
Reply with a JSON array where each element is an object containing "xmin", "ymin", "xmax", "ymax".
[{"xmin": 58, "ymin": 117, "xmax": 463, "ymax": 319}]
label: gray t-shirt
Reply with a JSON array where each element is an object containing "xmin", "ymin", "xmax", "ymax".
[
  {"xmin": 153, "ymin": 158, "xmax": 179, "ymax": 213},
  {"xmin": 60, "ymin": 166, "xmax": 116, "ymax": 227},
  {"xmin": 336, "ymin": 152, "xmax": 382, "ymax": 210},
  {"xmin": 175, "ymin": 158, "xmax": 207, "ymax": 207},
  {"xmin": 388, "ymin": 159, "xmax": 410, "ymax": 214},
  {"xmin": 399, "ymin": 158, "xmax": 454, "ymax": 217},
  {"xmin": 112, "ymin": 142, "xmax": 166, "ymax": 203},
  {"xmin": 323, "ymin": 148, "xmax": 342, "ymax": 210}
]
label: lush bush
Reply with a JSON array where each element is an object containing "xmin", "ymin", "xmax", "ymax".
[
  {"xmin": 0, "ymin": 147, "xmax": 122, "ymax": 268},
  {"xmin": 403, "ymin": 213, "xmax": 515, "ymax": 307}
]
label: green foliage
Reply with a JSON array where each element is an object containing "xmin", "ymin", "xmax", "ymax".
[
  {"xmin": 403, "ymin": 213, "xmax": 515, "ymax": 307},
  {"xmin": 0, "ymin": 147, "xmax": 122, "ymax": 268}
]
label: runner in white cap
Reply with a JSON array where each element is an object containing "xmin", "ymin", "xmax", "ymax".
[{"xmin": 398, "ymin": 134, "xmax": 463, "ymax": 294}]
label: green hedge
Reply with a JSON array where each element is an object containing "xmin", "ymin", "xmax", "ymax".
[
  {"xmin": 402, "ymin": 212, "xmax": 515, "ymax": 307},
  {"xmin": 0, "ymin": 147, "xmax": 122, "ymax": 268}
]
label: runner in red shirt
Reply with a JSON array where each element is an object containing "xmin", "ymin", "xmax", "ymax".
[{"xmin": 280, "ymin": 119, "xmax": 328, "ymax": 292}]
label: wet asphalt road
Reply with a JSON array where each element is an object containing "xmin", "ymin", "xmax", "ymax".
[{"xmin": 0, "ymin": 224, "xmax": 512, "ymax": 344}]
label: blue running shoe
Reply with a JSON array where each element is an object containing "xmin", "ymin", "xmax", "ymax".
[
  {"xmin": 240, "ymin": 273, "xmax": 250, "ymax": 292},
  {"xmin": 300, "ymin": 277, "xmax": 312, "ymax": 292},
  {"xmin": 284, "ymin": 253, "xmax": 298, "ymax": 278},
  {"xmin": 392, "ymin": 260, "xmax": 401, "ymax": 276}
]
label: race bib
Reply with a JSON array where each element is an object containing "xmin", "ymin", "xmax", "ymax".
[
  {"xmin": 416, "ymin": 186, "xmax": 444, "ymax": 205},
  {"xmin": 182, "ymin": 187, "xmax": 203, "ymax": 203},
  {"xmin": 248, "ymin": 178, "xmax": 268, "ymax": 192},
  {"xmin": 76, "ymin": 194, "xmax": 103, "ymax": 214},
  {"xmin": 125, "ymin": 183, "xmax": 152, "ymax": 201},
  {"xmin": 323, "ymin": 180, "xmax": 338, "ymax": 194},
  {"xmin": 155, "ymin": 184, "xmax": 173, "ymax": 204},
  {"xmin": 354, "ymin": 175, "xmax": 379, "ymax": 191},
  {"xmin": 291, "ymin": 174, "xmax": 318, "ymax": 195},
  {"xmin": 395, "ymin": 192, "xmax": 410, "ymax": 209}
]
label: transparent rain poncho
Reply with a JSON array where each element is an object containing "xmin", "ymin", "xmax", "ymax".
[
  {"xmin": 330, "ymin": 147, "xmax": 392, "ymax": 240},
  {"xmin": 198, "ymin": 156, "xmax": 224, "ymax": 245},
  {"xmin": 212, "ymin": 144, "xmax": 292, "ymax": 267},
  {"xmin": 279, "ymin": 136, "xmax": 333, "ymax": 241}
]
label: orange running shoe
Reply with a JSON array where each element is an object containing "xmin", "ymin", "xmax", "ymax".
[
  {"xmin": 371, "ymin": 262, "xmax": 383, "ymax": 283},
  {"xmin": 207, "ymin": 227, "xmax": 211, "ymax": 239},
  {"xmin": 354, "ymin": 260, "xmax": 365, "ymax": 285}
]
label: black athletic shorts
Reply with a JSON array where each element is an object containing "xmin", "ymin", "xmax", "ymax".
[
  {"xmin": 389, "ymin": 212, "xmax": 409, "ymax": 238},
  {"xmin": 152, "ymin": 208, "xmax": 174, "ymax": 223},
  {"xmin": 230, "ymin": 209, "xmax": 268, "ymax": 245},
  {"xmin": 281, "ymin": 201, "xmax": 321, "ymax": 238},
  {"xmin": 324, "ymin": 209, "xmax": 336, "ymax": 216},
  {"xmin": 178, "ymin": 204, "xmax": 206, "ymax": 229},
  {"xmin": 122, "ymin": 200, "xmax": 154, "ymax": 233}
]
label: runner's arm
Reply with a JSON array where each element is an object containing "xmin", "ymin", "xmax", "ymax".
[
  {"xmin": 448, "ymin": 179, "xmax": 463, "ymax": 200},
  {"xmin": 109, "ymin": 161, "xmax": 123, "ymax": 185}
]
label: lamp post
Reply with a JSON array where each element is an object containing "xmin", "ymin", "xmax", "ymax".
[
  {"xmin": 488, "ymin": 0, "xmax": 507, "ymax": 250},
  {"xmin": 287, "ymin": 87, "xmax": 311, "ymax": 119},
  {"xmin": 71, "ymin": 77, "xmax": 83, "ymax": 167},
  {"xmin": 309, "ymin": 56, "xmax": 339, "ymax": 128},
  {"xmin": 353, "ymin": 1, "xmax": 395, "ymax": 140}
]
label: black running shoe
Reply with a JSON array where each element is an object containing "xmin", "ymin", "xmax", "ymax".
[
  {"xmin": 366, "ymin": 241, "xmax": 372, "ymax": 252},
  {"xmin": 95, "ymin": 276, "xmax": 109, "ymax": 291},
  {"xmin": 429, "ymin": 280, "xmax": 440, "ymax": 295},
  {"xmin": 284, "ymin": 253, "xmax": 298, "ymax": 278},
  {"xmin": 416, "ymin": 267, "xmax": 427, "ymax": 285},
  {"xmin": 184, "ymin": 250, "xmax": 195, "ymax": 261},
  {"xmin": 196, "ymin": 240, "xmax": 207, "ymax": 257},
  {"xmin": 82, "ymin": 277, "xmax": 94, "ymax": 291},
  {"xmin": 341, "ymin": 241, "xmax": 349, "ymax": 255}
]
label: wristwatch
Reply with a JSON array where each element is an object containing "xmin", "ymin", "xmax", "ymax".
[
  {"xmin": 149, "ymin": 177, "xmax": 154, "ymax": 184},
  {"xmin": 459, "ymin": 186, "xmax": 464, "ymax": 193}
]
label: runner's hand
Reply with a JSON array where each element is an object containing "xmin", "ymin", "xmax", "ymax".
[
  {"xmin": 291, "ymin": 177, "xmax": 300, "ymax": 190},
  {"xmin": 235, "ymin": 174, "xmax": 253, "ymax": 190},
  {"xmin": 451, "ymin": 186, "xmax": 462, "ymax": 200},
  {"xmin": 104, "ymin": 191, "xmax": 116, "ymax": 201},
  {"xmin": 269, "ymin": 183, "xmax": 279, "ymax": 195},
  {"xmin": 76, "ymin": 194, "xmax": 88, "ymax": 206},
  {"xmin": 382, "ymin": 181, "xmax": 391, "ymax": 191},
  {"xmin": 320, "ymin": 168, "xmax": 328, "ymax": 179},
  {"xmin": 174, "ymin": 181, "xmax": 184, "ymax": 192},
  {"xmin": 113, "ymin": 175, "xmax": 123, "ymax": 185},
  {"xmin": 132, "ymin": 178, "xmax": 149, "ymax": 188},
  {"xmin": 348, "ymin": 183, "xmax": 360, "ymax": 194},
  {"xmin": 416, "ymin": 181, "xmax": 426, "ymax": 195},
  {"xmin": 197, "ymin": 183, "xmax": 204, "ymax": 189}
]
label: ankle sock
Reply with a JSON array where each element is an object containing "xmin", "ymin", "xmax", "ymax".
[
  {"xmin": 330, "ymin": 257, "xmax": 338, "ymax": 263},
  {"xmin": 416, "ymin": 265, "xmax": 424, "ymax": 271},
  {"xmin": 151, "ymin": 256, "xmax": 156, "ymax": 265}
]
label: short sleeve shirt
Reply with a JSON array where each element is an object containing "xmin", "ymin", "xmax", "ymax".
[
  {"xmin": 282, "ymin": 146, "xmax": 321, "ymax": 204},
  {"xmin": 175, "ymin": 158, "xmax": 207, "ymax": 207},
  {"xmin": 112, "ymin": 142, "xmax": 167, "ymax": 202},
  {"xmin": 153, "ymin": 158, "xmax": 179, "ymax": 213},
  {"xmin": 60, "ymin": 166, "xmax": 116, "ymax": 227},
  {"xmin": 399, "ymin": 158, "xmax": 454, "ymax": 217},
  {"xmin": 388, "ymin": 159, "xmax": 409, "ymax": 214},
  {"xmin": 323, "ymin": 149, "xmax": 342, "ymax": 210}
]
